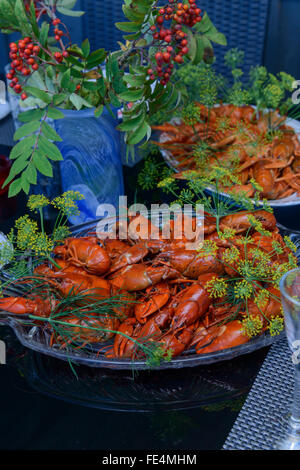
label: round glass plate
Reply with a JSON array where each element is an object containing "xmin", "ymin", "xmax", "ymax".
[
  {"xmin": 160, "ymin": 114, "xmax": 300, "ymax": 208},
  {"xmin": 0, "ymin": 219, "xmax": 299, "ymax": 371}
]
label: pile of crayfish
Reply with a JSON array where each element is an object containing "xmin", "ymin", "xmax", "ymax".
[
  {"xmin": 0, "ymin": 209, "xmax": 293, "ymax": 361},
  {"xmin": 153, "ymin": 103, "xmax": 300, "ymax": 200}
]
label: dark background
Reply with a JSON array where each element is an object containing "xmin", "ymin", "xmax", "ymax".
[{"xmin": 0, "ymin": 0, "xmax": 299, "ymax": 80}]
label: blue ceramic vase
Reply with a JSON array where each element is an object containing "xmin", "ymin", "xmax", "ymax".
[{"xmin": 54, "ymin": 107, "xmax": 124, "ymax": 225}]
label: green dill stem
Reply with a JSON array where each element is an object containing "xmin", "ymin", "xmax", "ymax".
[
  {"xmin": 47, "ymin": 256, "xmax": 63, "ymax": 270},
  {"xmin": 39, "ymin": 208, "xmax": 44, "ymax": 235}
]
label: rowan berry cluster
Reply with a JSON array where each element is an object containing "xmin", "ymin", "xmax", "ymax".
[
  {"xmin": 52, "ymin": 18, "xmax": 69, "ymax": 60},
  {"xmin": 147, "ymin": 0, "xmax": 202, "ymax": 85},
  {"xmin": 6, "ymin": 38, "xmax": 40, "ymax": 100}
]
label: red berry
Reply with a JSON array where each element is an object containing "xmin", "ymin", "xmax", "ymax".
[
  {"xmin": 6, "ymin": 73, "xmax": 13, "ymax": 80},
  {"xmin": 33, "ymin": 46, "xmax": 40, "ymax": 54},
  {"xmin": 32, "ymin": 63, "xmax": 39, "ymax": 71},
  {"xmin": 14, "ymin": 84, "xmax": 22, "ymax": 93},
  {"xmin": 159, "ymin": 9, "xmax": 165, "ymax": 15},
  {"xmin": 147, "ymin": 68, "xmax": 153, "ymax": 75},
  {"xmin": 155, "ymin": 52, "xmax": 163, "ymax": 63},
  {"xmin": 21, "ymin": 93, "xmax": 28, "ymax": 101},
  {"xmin": 175, "ymin": 55, "xmax": 183, "ymax": 63},
  {"xmin": 150, "ymin": 25, "xmax": 156, "ymax": 32},
  {"xmin": 156, "ymin": 16, "xmax": 164, "ymax": 25},
  {"xmin": 181, "ymin": 47, "xmax": 189, "ymax": 54},
  {"xmin": 53, "ymin": 18, "xmax": 61, "ymax": 26},
  {"xmin": 63, "ymin": 51, "xmax": 69, "ymax": 58},
  {"xmin": 55, "ymin": 35, "xmax": 60, "ymax": 41},
  {"xmin": 165, "ymin": 35, "xmax": 172, "ymax": 43},
  {"xmin": 27, "ymin": 58, "xmax": 35, "ymax": 65},
  {"xmin": 163, "ymin": 52, "xmax": 170, "ymax": 63},
  {"xmin": 181, "ymin": 39, "xmax": 188, "ymax": 46},
  {"xmin": 76, "ymin": 84, "xmax": 81, "ymax": 90},
  {"xmin": 167, "ymin": 46, "xmax": 173, "ymax": 52}
]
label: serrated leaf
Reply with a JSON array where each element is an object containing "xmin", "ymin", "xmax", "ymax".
[
  {"xmin": 57, "ymin": 6, "xmax": 85, "ymax": 17},
  {"xmin": 81, "ymin": 39, "xmax": 90, "ymax": 58},
  {"xmin": 9, "ymin": 136, "xmax": 36, "ymax": 160},
  {"xmin": 14, "ymin": 122, "xmax": 41, "ymax": 141},
  {"xmin": 115, "ymin": 22, "xmax": 140, "ymax": 33},
  {"xmin": 41, "ymin": 122, "xmax": 62, "ymax": 142},
  {"xmin": 118, "ymin": 89, "xmax": 144, "ymax": 102},
  {"xmin": 33, "ymin": 152, "xmax": 53, "ymax": 177},
  {"xmin": 94, "ymin": 105, "xmax": 104, "ymax": 118},
  {"xmin": 39, "ymin": 136, "xmax": 63, "ymax": 161},
  {"xmin": 23, "ymin": 163, "xmax": 37, "ymax": 185},
  {"xmin": 18, "ymin": 108, "xmax": 45, "ymax": 123},
  {"xmin": 15, "ymin": 0, "xmax": 31, "ymax": 35},
  {"xmin": 61, "ymin": 69, "xmax": 71, "ymax": 89},
  {"xmin": 127, "ymin": 120, "xmax": 151, "ymax": 145},
  {"xmin": 47, "ymin": 108, "xmax": 65, "ymax": 120},
  {"xmin": 21, "ymin": 172, "xmax": 30, "ymax": 194},
  {"xmin": 70, "ymin": 93, "xmax": 93, "ymax": 110},
  {"xmin": 118, "ymin": 111, "xmax": 145, "ymax": 132},
  {"xmin": 8, "ymin": 178, "xmax": 22, "ymax": 198},
  {"xmin": 23, "ymin": 86, "xmax": 52, "ymax": 104}
]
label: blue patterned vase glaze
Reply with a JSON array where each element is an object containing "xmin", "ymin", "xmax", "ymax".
[{"xmin": 54, "ymin": 108, "xmax": 124, "ymax": 225}]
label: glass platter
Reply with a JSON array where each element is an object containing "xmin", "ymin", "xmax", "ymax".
[{"xmin": 0, "ymin": 218, "xmax": 299, "ymax": 371}]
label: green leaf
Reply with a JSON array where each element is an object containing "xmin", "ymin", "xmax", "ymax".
[
  {"xmin": 127, "ymin": 120, "xmax": 151, "ymax": 145},
  {"xmin": 18, "ymin": 108, "xmax": 45, "ymax": 123},
  {"xmin": 9, "ymin": 136, "xmax": 36, "ymax": 160},
  {"xmin": 14, "ymin": 0, "xmax": 31, "ymax": 35},
  {"xmin": 81, "ymin": 39, "xmax": 90, "ymax": 58},
  {"xmin": 14, "ymin": 122, "xmax": 41, "ymax": 141},
  {"xmin": 41, "ymin": 122, "xmax": 62, "ymax": 142},
  {"xmin": 53, "ymin": 94, "xmax": 68, "ymax": 106},
  {"xmin": 94, "ymin": 105, "xmax": 104, "ymax": 118},
  {"xmin": 57, "ymin": 6, "xmax": 85, "ymax": 17},
  {"xmin": 118, "ymin": 89, "xmax": 144, "ymax": 102},
  {"xmin": 47, "ymin": 108, "xmax": 65, "ymax": 120},
  {"xmin": 118, "ymin": 111, "xmax": 145, "ymax": 132},
  {"xmin": 8, "ymin": 178, "xmax": 22, "ymax": 198},
  {"xmin": 23, "ymin": 86, "xmax": 52, "ymax": 104},
  {"xmin": 21, "ymin": 172, "xmax": 30, "ymax": 194},
  {"xmin": 23, "ymin": 163, "xmax": 37, "ymax": 185},
  {"xmin": 33, "ymin": 152, "xmax": 53, "ymax": 177},
  {"xmin": 115, "ymin": 22, "xmax": 140, "ymax": 33},
  {"xmin": 60, "ymin": 69, "xmax": 71, "ymax": 89},
  {"xmin": 39, "ymin": 136, "xmax": 63, "ymax": 161},
  {"xmin": 70, "ymin": 93, "xmax": 93, "ymax": 110},
  {"xmin": 39, "ymin": 21, "xmax": 50, "ymax": 47}
]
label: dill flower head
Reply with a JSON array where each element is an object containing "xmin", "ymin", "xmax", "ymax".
[
  {"xmin": 27, "ymin": 232, "xmax": 54, "ymax": 257},
  {"xmin": 254, "ymin": 288, "xmax": 270, "ymax": 309},
  {"xmin": 268, "ymin": 315, "xmax": 284, "ymax": 337},
  {"xmin": 240, "ymin": 315, "xmax": 263, "ymax": 338},
  {"xmin": 15, "ymin": 215, "xmax": 39, "ymax": 251},
  {"xmin": 27, "ymin": 195, "xmax": 50, "ymax": 212},
  {"xmin": 197, "ymin": 240, "xmax": 218, "ymax": 257},
  {"xmin": 247, "ymin": 214, "xmax": 271, "ymax": 237},
  {"xmin": 52, "ymin": 191, "xmax": 84, "ymax": 217},
  {"xmin": 221, "ymin": 245, "xmax": 240, "ymax": 265},
  {"xmin": 218, "ymin": 228, "xmax": 236, "ymax": 241},
  {"xmin": 182, "ymin": 103, "xmax": 202, "ymax": 126},
  {"xmin": 52, "ymin": 225, "xmax": 71, "ymax": 243},
  {"xmin": 284, "ymin": 236, "xmax": 297, "ymax": 253},
  {"xmin": 234, "ymin": 280, "xmax": 254, "ymax": 301},
  {"xmin": 205, "ymin": 277, "xmax": 228, "ymax": 299}
]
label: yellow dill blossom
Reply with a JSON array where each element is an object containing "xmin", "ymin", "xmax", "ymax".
[
  {"xmin": 221, "ymin": 245, "xmax": 240, "ymax": 265},
  {"xmin": 235, "ymin": 236, "xmax": 254, "ymax": 246},
  {"xmin": 52, "ymin": 225, "xmax": 71, "ymax": 242},
  {"xmin": 157, "ymin": 177, "xmax": 174, "ymax": 189},
  {"xmin": 28, "ymin": 232, "xmax": 54, "ymax": 256},
  {"xmin": 215, "ymin": 116, "xmax": 232, "ymax": 132},
  {"xmin": 288, "ymin": 253, "xmax": 298, "ymax": 269},
  {"xmin": 237, "ymin": 260, "xmax": 257, "ymax": 278},
  {"xmin": 218, "ymin": 228, "xmax": 236, "ymax": 240},
  {"xmin": 234, "ymin": 280, "xmax": 254, "ymax": 301},
  {"xmin": 205, "ymin": 277, "xmax": 228, "ymax": 299},
  {"xmin": 268, "ymin": 315, "xmax": 284, "ymax": 336},
  {"xmin": 15, "ymin": 215, "xmax": 39, "ymax": 251},
  {"xmin": 27, "ymin": 195, "xmax": 50, "ymax": 212},
  {"xmin": 272, "ymin": 262, "xmax": 295, "ymax": 287},
  {"xmin": 247, "ymin": 214, "xmax": 271, "ymax": 237},
  {"xmin": 254, "ymin": 289, "xmax": 270, "ymax": 309},
  {"xmin": 249, "ymin": 178, "xmax": 263, "ymax": 192},
  {"xmin": 284, "ymin": 236, "xmax": 297, "ymax": 253},
  {"xmin": 52, "ymin": 191, "xmax": 84, "ymax": 217},
  {"xmin": 240, "ymin": 315, "xmax": 263, "ymax": 338},
  {"xmin": 272, "ymin": 240, "xmax": 284, "ymax": 255},
  {"xmin": 197, "ymin": 240, "xmax": 218, "ymax": 257}
]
